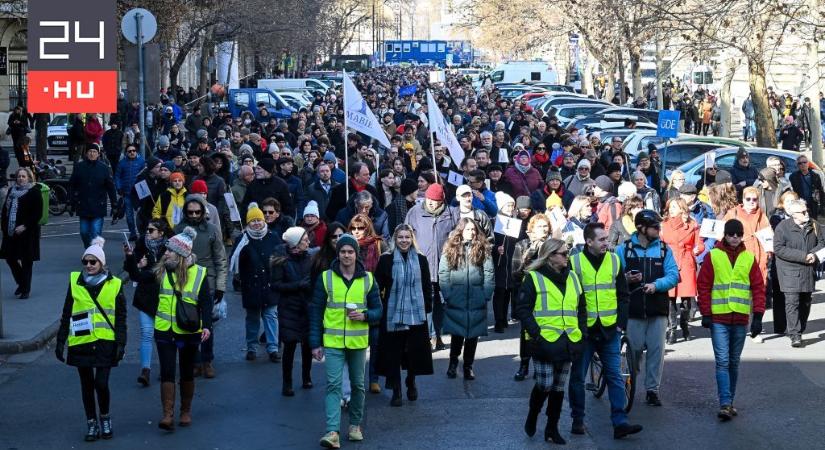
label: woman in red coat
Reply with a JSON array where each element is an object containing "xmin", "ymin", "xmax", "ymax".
[
  {"xmin": 661, "ymin": 197, "xmax": 704, "ymax": 344},
  {"xmin": 84, "ymin": 114, "xmax": 105, "ymax": 145},
  {"xmin": 502, "ymin": 149, "xmax": 543, "ymax": 198}
]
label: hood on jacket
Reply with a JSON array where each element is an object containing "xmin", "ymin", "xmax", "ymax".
[{"xmin": 183, "ymin": 194, "xmax": 209, "ymax": 226}]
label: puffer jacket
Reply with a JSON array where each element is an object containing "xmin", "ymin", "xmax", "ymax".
[
  {"xmin": 438, "ymin": 245, "xmax": 495, "ymax": 339},
  {"xmin": 152, "ymin": 186, "xmax": 187, "ymax": 229},
  {"xmin": 115, "ymin": 155, "xmax": 146, "ymax": 195},
  {"xmin": 69, "ymin": 159, "xmax": 118, "ymax": 218},
  {"xmin": 273, "ymin": 246, "xmax": 316, "ymax": 343},
  {"xmin": 237, "ymin": 231, "xmax": 280, "ymax": 309}
]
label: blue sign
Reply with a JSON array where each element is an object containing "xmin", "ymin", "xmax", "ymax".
[
  {"xmin": 656, "ymin": 110, "xmax": 680, "ymax": 138},
  {"xmin": 398, "ymin": 84, "xmax": 418, "ymax": 97}
]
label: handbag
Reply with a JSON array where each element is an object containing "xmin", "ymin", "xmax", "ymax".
[{"xmin": 167, "ymin": 271, "xmax": 201, "ymax": 333}]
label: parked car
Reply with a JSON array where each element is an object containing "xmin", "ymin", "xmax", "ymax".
[
  {"xmin": 656, "ymin": 142, "xmax": 740, "ymax": 175},
  {"xmin": 47, "ymin": 114, "xmax": 69, "ymax": 154},
  {"xmin": 548, "ymin": 104, "xmax": 614, "ymax": 127},
  {"xmin": 620, "ymin": 130, "xmax": 688, "ymax": 159},
  {"xmin": 566, "ymin": 113, "xmax": 654, "ymax": 131},
  {"xmin": 675, "ymin": 135, "xmax": 753, "ymax": 147},
  {"xmin": 596, "ymin": 107, "xmax": 660, "ymax": 123},
  {"xmin": 675, "ymin": 147, "xmax": 824, "ymax": 186}
]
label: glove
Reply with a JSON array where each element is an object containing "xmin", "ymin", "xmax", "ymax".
[
  {"xmin": 750, "ymin": 313, "xmax": 763, "ymax": 338},
  {"xmin": 214, "ymin": 289, "xmax": 224, "ymax": 303},
  {"xmin": 55, "ymin": 343, "xmax": 65, "ymax": 362},
  {"xmin": 701, "ymin": 316, "xmax": 712, "ymax": 329},
  {"xmin": 116, "ymin": 345, "xmax": 125, "ymax": 362}
]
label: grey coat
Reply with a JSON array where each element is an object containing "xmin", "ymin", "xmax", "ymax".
[
  {"xmin": 438, "ymin": 247, "xmax": 495, "ymax": 338},
  {"xmin": 175, "ymin": 196, "xmax": 228, "ymax": 292},
  {"xmin": 773, "ymin": 218, "xmax": 825, "ymax": 293}
]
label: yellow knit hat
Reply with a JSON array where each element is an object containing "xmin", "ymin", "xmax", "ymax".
[
  {"xmin": 246, "ymin": 202, "xmax": 265, "ymax": 223},
  {"xmin": 546, "ymin": 192, "xmax": 563, "ymax": 210}
]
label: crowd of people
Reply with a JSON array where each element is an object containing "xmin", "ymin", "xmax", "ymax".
[{"xmin": 38, "ymin": 66, "xmax": 825, "ymax": 447}]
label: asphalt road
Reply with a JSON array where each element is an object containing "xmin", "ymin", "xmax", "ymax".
[{"xmin": 0, "ymin": 215, "xmax": 824, "ymax": 449}]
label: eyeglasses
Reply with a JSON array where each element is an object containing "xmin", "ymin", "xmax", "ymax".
[
  {"xmin": 262, "ymin": 210, "xmax": 277, "ymax": 215},
  {"xmin": 792, "ymin": 210, "xmax": 809, "ymax": 215},
  {"xmin": 578, "ymin": 167, "xmax": 590, "ymax": 171},
  {"xmin": 351, "ymin": 226, "xmax": 366, "ymax": 231},
  {"xmin": 726, "ymin": 232, "xmax": 743, "ymax": 237},
  {"xmin": 186, "ymin": 209, "xmax": 203, "ymax": 216},
  {"xmin": 332, "ymin": 233, "xmax": 343, "ymax": 239},
  {"xmin": 708, "ymin": 167, "xmax": 718, "ymax": 171},
  {"xmin": 147, "ymin": 227, "xmax": 158, "ymax": 233},
  {"xmin": 744, "ymin": 197, "xmax": 758, "ymax": 202},
  {"xmin": 82, "ymin": 259, "xmax": 98, "ymax": 266}
]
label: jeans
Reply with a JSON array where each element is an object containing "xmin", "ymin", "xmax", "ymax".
[
  {"xmin": 138, "ymin": 311, "xmax": 155, "ymax": 369},
  {"xmin": 244, "ymin": 306, "xmax": 278, "ymax": 354},
  {"xmin": 626, "ymin": 316, "xmax": 668, "ymax": 393},
  {"xmin": 743, "ymin": 119, "xmax": 755, "ymax": 141},
  {"xmin": 324, "ymin": 348, "xmax": 366, "ymax": 432},
  {"xmin": 711, "ymin": 323, "xmax": 747, "ymax": 407},
  {"xmin": 428, "ymin": 282, "xmax": 444, "ymax": 339},
  {"xmin": 123, "ymin": 195, "xmax": 137, "ymax": 238},
  {"xmin": 569, "ymin": 333, "xmax": 629, "ymax": 426},
  {"xmin": 79, "ymin": 217, "xmax": 104, "ymax": 248},
  {"xmin": 784, "ymin": 291, "xmax": 812, "ymax": 338},
  {"xmin": 368, "ymin": 326, "xmax": 379, "ymax": 383}
]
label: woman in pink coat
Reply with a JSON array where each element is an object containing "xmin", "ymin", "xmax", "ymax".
[
  {"xmin": 502, "ymin": 149, "xmax": 543, "ymax": 198},
  {"xmin": 84, "ymin": 114, "xmax": 105, "ymax": 145},
  {"xmin": 661, "ymin": 197, "xmax": 704, "ymax": 344}
]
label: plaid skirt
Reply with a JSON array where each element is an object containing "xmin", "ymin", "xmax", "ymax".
[{"xmin": 533, "ymin": 359, "xmax": 572, "ymax": 392}]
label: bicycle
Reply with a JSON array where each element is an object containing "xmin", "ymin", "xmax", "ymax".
[
  {"xmin": 34, "ymin": 159, "xmax": 70, "ymax": 216},
  {"xmin": 586, "ymin": 331, "xmax": 636, "ymax": 413}
]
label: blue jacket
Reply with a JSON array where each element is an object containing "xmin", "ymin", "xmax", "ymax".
[
  {"xmin": 115, "ymin": 155, "xmax": 146, "ymax": 194},
  {"xmin": 615, "ymin": 233, "xmax": 679, "ymax": 294},
  {"xmin": 450, "ymin": 188, "xmax": 497, "ymax": 218},
  {"xmin": 689, "ymin": 200, "xmax": 716, "ymax": 264}
]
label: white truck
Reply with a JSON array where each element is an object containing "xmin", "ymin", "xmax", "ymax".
[
  {"xmin": 257, "ymin": 78, "xmax": 331, "ymax": 92},
  {"xmin": 485, "ymin": 61, "xmax": 560, "ymax": 85}
]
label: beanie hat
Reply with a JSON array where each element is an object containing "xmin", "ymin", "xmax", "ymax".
[
  {"xmin": 268, "ymin": 142, "xmax": 279, "ymax": 154},
  {"xmin": 167, "ymin": 226, "xmax": 197, "ymax": 258},
  {"xmin": 400, "ymin": 177, "xmax": 418, "ymax": 196},
  {"xmin": 190, "ymin": 179, "xmax": 208, "ymax": 194},
  {"xmin": 679, "ymin": 183, "xmax": 698, "ymax": 195},
  {"xmin": 246, "ymin": 202, "xmax": 265, "ymax": 223},
  {"xmin": 594, "ymin": 175, "xmax": 614, "ymax": 193},
  {"xmin": 196, "ymin": 129, "xmax": 208, "ymax": 140},
  {"xmin": 546, "ymin": 192, "xmax": 563, "ymax": 209},
  {"xmin": 724, "ymin": 219, "xmax": 744, "ymax": 237},
  {"xmin": 169, "ymin": 171, "xmax": 185, "ymax": 183},
  {"xmin": 323, "ymin": 151, "xmax": 337, "ymax": 162},
  {"xmin": 516, "ymin": 195, "xmax": 532, "ymax": 210},
  {"xmin": 258, "ymin": 157, "xmax": 277, "ymax": 174},
  {"xmin": 83, "ymin": 236, "xmax": 107, "ymax": 266},
  {"xmin": 283, "ymin": 226, "xmax": 307, "ymax": 248},
  {"xmin": 546, "ymin": 170, "xmax": 562, "ymax": 182},
  {"xmin": 336, "ymin": 233, "xmax": 360, "ymax": 255},
  {"xmin": 239, "ymin": 143, "xmax": 254, "ymax": 155},
  {"xmin": 303, "ymin": 200, "xmax": 320, "ymax": 218},
  {"xmin": 161, "ymin": 161, "xmax": 176, "ymax": 172},
  {"xmin": 425, "ymin": 183, "xmax": 445, "ymax": 200},
  {"xmin": 617, "ymin": 181, "xmax": 638, "ymax": 200},
  {"xmin": 551, "ymin": 142, "xmax": 561, "ymax": 150},
  {"xmin": 577, "ymin": 158, "xmax": 591, "ymax": 169},
  {"xmin": 735, "ymin": 147, "xmax": 749, "ymax": 161},
  {"xmin": 495, "ymin": 191, "xmax": 515, "ymax": 208},
  {"xmin": 158, "ymin": 135, "xmax": 170, "ymax": 147},
  {"xmin": 146, "ymin": 156, "xmax": 162, "ymax": 170}
]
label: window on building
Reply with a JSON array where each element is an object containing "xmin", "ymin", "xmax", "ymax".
[
  {"xmin": 412, "ymin": 41, "xmax": 419, "ymax": 47},
  {"xmin": 386, "ymin": 43, "xmax": 393, "ymax": 53},
  {"xmin": 530, "ymin": 72, "xmax": 541, "ymax": 81},
  {"xmin": 394, "ymin": 44, "xmax": 402, "ymax": 52},
  {"xmin": 403, "ymin": 43, "xmax": 411, "ymax": 52},
  {"xmin": 437, "ymin": 43, "xmax": 446, "ymax": 52}
]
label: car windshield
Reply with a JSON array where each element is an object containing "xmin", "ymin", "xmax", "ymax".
[{"xmin": 49, "ymin": 115, "xmax": 68, "ymax": 126}]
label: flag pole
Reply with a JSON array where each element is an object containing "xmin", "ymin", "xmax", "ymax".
[
  {"xmin": 344, "ymin": 69, "xmax": 349, "ymax": 200},
  {"xmin": 428, "ymin": 90, "xmax": 439, "ymax": 185}
]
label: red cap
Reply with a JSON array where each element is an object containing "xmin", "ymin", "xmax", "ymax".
[
  {"xmin": 190, "ymin": 179, "xmax": 208, "ymax": 194},
  {"xmin": 425, "ymin": 183, "xmax": 444, "ymax": 200}
]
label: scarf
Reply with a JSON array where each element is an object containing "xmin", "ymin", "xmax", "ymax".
[
  {"xmin": 387, "ymin": 248, "xmax": 426, "ymax": 331},
  {"xmin": 424, "ymin": 200, "xmax": 446, "ymax": 216},
  {"xmin": 229, "ymin": 225, "xmax": 268, "ymax": 275},
  {"xmin": 532, "ymin": 152, "xmax": 549, "ymax": 165},
  {"xmin": 351, "ymin": 177, "xmax": 367, "ymax": 193},
  {"xmin": 246, "ymin": 223, "xmax": 269, "ymax": 240},
  {"xmin": 6, "ymin": 183, "xmax": 32, "ymax": 232},
  {"xmin": 515, "ymin": 160, "xmax": 531, "ymax": 174},
  {"xmin": 358, "ymin": 235, "xmax": 381, "ymax": 272},
  {"xmin": 83, "ymin": 270, "xmax": 108, "ymax": 287},
  {"xmin": 144, "ymin": 235, "xmax": 165, "ymax": 259}
]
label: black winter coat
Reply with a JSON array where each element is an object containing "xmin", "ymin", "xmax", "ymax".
[
  {"xmin": 238, "ymin": 233, "xmax": 280, "ymax": 309},
  {"xmin": 773, "ymin": 219, "xmax": 825, "ymax": 293},
  {"xmin": 56, "ymin": 273, "xmax": 127, "ymax": 368},
  {"xmin": 492, "ymin": 223, "xmax": 519, "ymax": 290},
  {"xmin": 325, "ymin": 180, "xmax": 379, "ymax": 223},
  {"xmin": 515, "ymin": 265, "xmax": 587, "ymax": 363},
  {"xmin": 241, "ymin": 176, "xmax": 295, "ymax": 221},
  {"xmin": 0, "ymin": 186, "xmax": 42, "ymax": 261},
  {"xmin": 790, "ymin": 170, "xmax": 824, "ymax": 219},
  {"xmin": 123, "ymin": 238, "xmax": 165, "ymax": 316},
  {"xmin": 272, "ymin": 247, "xmax": 315, "ymax": 342},
  {"xmin": 69, "ymin": 159, "xmax": 118, "ymax": 218}
]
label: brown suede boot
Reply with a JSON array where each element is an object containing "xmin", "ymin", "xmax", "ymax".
[
  {"xmin": 158, "ymin": 382, "xmax": 176, "ymax": 431},
  {"xmin": 203, "ymin": 362, "xmax": 215, "ymax": 379},
  {"xmin": 179, "ymin": 381, "xmax": 195, "ymax": 426}
]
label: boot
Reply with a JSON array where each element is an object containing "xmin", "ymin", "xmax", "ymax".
[
  {"xmin": 137, "ymin": 368, "xmax": 151, "ymax": 387},
  {"xmin": 158, "ymin": 382, "xmax": 176, "ymax": 431},
  {"xmin": 514, "ymin": 359, "xmax": 530, "ymax": 381},
  {"xmin": 85, "ymin": 418, "xmax": 100, "ymax": 441},
  {"xmin": 545, "ymin": 391, "xmax": 567, "ymax": 444},
  {"xmin": 203, "ymin": 362, "xmax": 216, "ymax": 378},
  {"xmin": 100, "ymin": 414, "xmax": 113, "ymax": 439},
  {"xmin": 446, "ymin": 359, "xmax": 458, "ymax": 378},
  {"xmin": 179, "ymin": 381, "xmax": 194, "ymax": 426},
  {"xmin": 524, "ymin": 385, "xmax": 548, "ymax": 437},
  {"xmin": 193, "ymin": 364, "xmax": 202, "ymax": 378},
  {"xmin": 390, "ymin": 382, "xmax": 403, "ymax": 407},
  {"xmin": 405, "ymin": 376, "xmax": 418, "ymax": 401}
]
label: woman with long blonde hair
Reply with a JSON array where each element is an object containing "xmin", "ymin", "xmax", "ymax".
[
  {"xmin": 438, "ymin": 218, "xmax": 494, "ymax": 380},
  {"xmin": 661, "ymin": 198, "xmax": 704, "ymax": 343}
]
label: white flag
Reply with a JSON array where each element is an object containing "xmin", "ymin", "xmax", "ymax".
[
  {"xmin": 343, "ymin": 71, "xmax": 392, "ymax": 149},
  {"xmin": 426, "ymin": 89, "xmax": 464, "ymax": 167}
]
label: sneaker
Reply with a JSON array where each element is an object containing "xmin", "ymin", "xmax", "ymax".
[
  {"xmin": 718, "ymin": 405, "xmax": 733, "ymax": 421},
  {"xmin": 791, "ymin": 336, "xmax": 804, "ymax": 348},
  {"xmin": 613, "ymin": 423, "xmax": 643, "ymax": 439},
  {"xmin": 571, "ymin": 418, "xmax": 586, "ymax": 435},
  {"xmin": 268, "ymin": 352, "xmax": 281, "ymax": 363},
  {"xmin": 645, "ymin": 391, "xmax": 662, "ymax": 407},
  {"xmin": 85, "ymin": 418, "xmax": 100, "ymax": 442},
  {"xmin": 246, "ymin": 351, "xmax": 256, "ymax": 361},
  {"xmin": 319, "ymin": 431, "xmax": 340, "ymax": 448},
  {"xmin": 730, "ymin": 405, "xmax": 738, "ymax": 416},
  {"xmin": 750, "ymin": 335, "xmax": 763, "ymax": 344},
  {"xmin": 347, "ymin": 425, "xmax": 364, "ymax": 441}
]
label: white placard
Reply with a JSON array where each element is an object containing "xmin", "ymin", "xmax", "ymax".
[
  {"xmin": 704, "ymin": 151, "xmax": 716, "ymax": 169},
  {"xmin": 754, "ymin": 226, "xmax": 774, "ymax": 253},
  {"xmin": 447, "ymin": 171, "xmax": 464, "ymax": 187},
  {"xmin": 224, "ymin": 193, "xmax": 242, "ymax": 223},
  {"xmin": 134, "ymin": 180, "xmax": 152, "ymax": 199},
  {"xmin": 548, "ymin": 207, "xmax": 568, "ymax": 232},
  {"xmin": 699, "ymin": 219, "xmax": 726, "ymax": 240},
  {"xmin": 815, "ymin": 246, "xmax": 825, "ymax": 262},
  {"xmin": 70, "ymin": 314, "xmax": 92, "ymax": 335},
  {"xmin": 429, "ymin": 70, "xmax": 446, "ymax": 84},
  {"xmin": 497, "ymin": 148, "xmax": 509, "ymax": 163},
  {"xmin": 494, "ymin": 215, "xmax": 522, "ymax": 238},
  {"xmin": 172, "ymin": 205, "xmax": 183, "ymax": 226}
]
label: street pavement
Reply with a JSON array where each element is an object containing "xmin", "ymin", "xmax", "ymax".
[{"xmin": 0, "ymin": 218, "xmax": 824, "ymax": 449}]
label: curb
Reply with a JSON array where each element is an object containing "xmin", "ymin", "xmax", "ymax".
[{"xmin": 0, "ymin": 319, "xmax": 60, "ymax": 354}]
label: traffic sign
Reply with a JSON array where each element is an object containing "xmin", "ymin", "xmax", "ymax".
[
  {"xmin": 656, "ymin": 110, "xmax": 680, "ymax": 138},
  {"xmin": 121, "ymin": 8, "xmax": 157, "ymax": 44}
]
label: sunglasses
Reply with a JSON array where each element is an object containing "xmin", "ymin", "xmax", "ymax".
[
  {"xmin": 147, "ymin": 227, "xmax": 158, "ymax": 233},
  {"xmin": 351, "ymin": 226, "xmax": 366, "ymax": 231},
  {"xmin": 332, "ymin": 233, "xmax": 343, "ymax": 239},
  {"xmin": 793, "ymin": 210, "xmax": 809, "ymax": 215},
  {"xmin": 186, "ymin": 209, "xmax": 203, "ymax": 216},
  {"xmin": 82, "ymin": 259, "xmax": 98, "ymax": 266},
  {"xmin": 578, "ymin": 167, "xmax": 590, "ymax": 171},
  {"xmin": 798, "ymin": 161, "xmax": 808, "ymax": 166},
  {"xmin": 744, "ymin": 197, "xmax": 758, "ymax": 202},
  {"xmin": 726, "ymin": 232, "xmax": 743, "ymax": 238},
  {"xmin": 127, "ymin": 149, "xmax": 137, "ymax": 153},
  {"xmin": 263, "ymin": 210, "xmax": 277, "ymax": 215}
]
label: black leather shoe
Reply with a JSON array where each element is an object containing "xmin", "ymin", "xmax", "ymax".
[
  {"xmin": 245, "ymin": 351, "xmax": 256, "ymax": 361},
  {"xmin": 646, "ymin": 391, "xmax": 662, "ymax": 406},
  {"xmin": 406, "ymin": 378, "xmax": 418, "ymax": 401},
  {"xmin": 282, "ymin": 386, "xmax": 295, "ymax": 397},
  {"xmin": 613, "ymin": 423, "xmax": 643, "ymax": 439},
  {"xmin": 268, "ymin": 352, "xmax": 281, "ymax": 363},
  {"xmin": 514, "ymin": 360, "xmax": 530, "ymax": 381},
  {"xmin": 435, "ymin": 339, "xmax": 447, "ymax": 351},
  {"xmin": 18, "ymin": 292, "xmax": 29, "ymax": 299},
  {"xmin": 463, "ymin": 366, "xmax": 475, "ymax": 380},
  {"xmin": 390, "ymin": 388, "xmax": 402, "ymax": 407},
  {"xmin": 446, "ymin": 360, "xmax": 458, "ymax": 378},
  {"xmin": 571, "ymin": 418, "xmax": 586, "ymax": 435}
]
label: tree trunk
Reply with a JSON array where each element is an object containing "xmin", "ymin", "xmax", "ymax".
[
  {"xmin": 655, "ymin": 40, "xmax": 664, "ymax": 109},
  {"xmin": 748, "ymin": 56, "xmax": 777, "ymax": 148},
  {"xmin": 603, "ymin": 59, "xmax": 616, "ymax": 102},
  {"xmin": 806, "ymin": 29, "xmax": 823, "ymax": 165},
  {"xmin": 629, "ymin": 43, "xmax": 642, "ymax": 100},
  {"xmin": 617, "ymin": 49, "xmax": 626, "ymax": 104},
  {"xmin": 583, "ymin": 53, "xmax": 595, "ymax": 96},
  {"xmin": 198, "ymin": 31, "xmax": 212, "ymax": 98},
  {"xmin": 719, "ymin": 57, "xmax": 736, "ymax": 138}
]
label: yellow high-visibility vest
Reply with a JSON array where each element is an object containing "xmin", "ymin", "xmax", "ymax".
[
  {"xmin": 570, "ymin": 252, "xmax": 619, "ymax": 327},
  {"xmin": 155, "ymin": 265, "xmax": 207, "ymax": 334},
  {"xmin": 710, "ymin": 249, "xmax": 754, "ymax": 315},
  {"xmin": 67, "ymin": 272, "xmax": 120, "ymax": 347},
  {"xmin": 528, "ymin": 271, "xmax": 583, "ymax": 343},
  {"xmin": 322, "ymin": 269, "xmax": 373, "ymax": 350}
]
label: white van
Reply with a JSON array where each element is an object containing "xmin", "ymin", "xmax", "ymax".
[
  {"xmin": 486, "ymin": 61, "xmax": 559, "ymax": 85},
  {"xmin": 257, "ymin": 78, "xmax": 330, "ymax": 92}
]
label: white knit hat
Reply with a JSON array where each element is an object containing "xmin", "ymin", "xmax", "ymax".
[
  {"xmin": 303, "ymin": 200, "xmax": 320, "ymax": 218},
  {"xmin": 282, "ymin": 226, "xmax": 306, "ymax": 248},
  {"xmin": 495, "ymin": 191, "xmax": 515, "ymax": 208},
  {"xmin": 83, "ymin": 237, "xmax": 106, "ymax": 266},
  {"xmin": 167, "ymin": 226, "xmax": 197, "ymax": 258}
]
